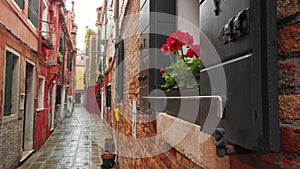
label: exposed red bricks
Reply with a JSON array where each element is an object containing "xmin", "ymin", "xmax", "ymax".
[
  {"xmin": 278, "ymin": 61, "xmax": 297, "ymax": 92},
  {"xmin": 281, "ymin": 127, "xmax": 300, "ymax": 155},
  {"xmin": 279, "ymin": 94, "xmax": 300, "ymax": 120},
  {"xmin": 278, "ymin": 23, "xmax": 300, "ymax": 56},
  {"xmin": 232, "ymin": 0, "xmax": 300, "ymax": 169},
  {"xmin": 277, "ymin": 0, "xmax": 299, "ymax": 19}
]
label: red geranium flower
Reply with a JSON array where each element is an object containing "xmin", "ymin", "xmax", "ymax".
[
  {"xmin": 161, "ymin": 44, "xmax": 170, "ymax": 56},
  {"xmin": 189, "ymin": 44, "xmax": 200, "ymax": 58},
  {"xmin": 166, "ymin": 37, "xmax": 181, "ymax": 52},
  {"xmin": 186, "ymin": 48, "xmax": 195, "ymax": 58},
  {"xmin": 160, "ymin": 68, "xmax": 165, "ymax": 73},
  {"xmin": 171, "ymin": 30, "xmax": 194, "ymax": 46},
  {"xmin": 160, "ymin": 30, "xmax": 201, "ymax": 90}
]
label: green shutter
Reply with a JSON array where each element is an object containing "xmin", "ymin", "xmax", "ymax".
[
  {"xmin": 56, "ymin": 85, "xmax": 62, "ymax": 104},
  {"xmin": 116, "ymin": 40, "xmax": 124, "ymax": 102},
  {"xmin": 4, "ymin": 52, "xmax": 14, "ymax": 116},
  {"xmin": 14, "ymin": 0, "xmax": 24, "ymax": 9},
  {"xmin": 98, "ymin": 60, "xmax": 103, "ymax": 72},
  {"xmin": 67, "ymin": 53, "xmax": 72, "ymax": 71},
  {"xmin": 59, "ymin": 37, "xmax": 65, "ymax": 56},
  {"xmin": 28, "ymin": 0, "xmax": 40, "ymax": 28}
]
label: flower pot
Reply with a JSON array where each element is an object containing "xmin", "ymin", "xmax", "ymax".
[
  {"xmin": 101, "ymin": 153, "xmax": 115, "ymax": 169},
  {"xmin": 41, "ymin": 39, "xmax": 53, "ymax": 49},
  {"xmin": 164, "ymin": 89, "xmax": 202, "ymax": 125}
]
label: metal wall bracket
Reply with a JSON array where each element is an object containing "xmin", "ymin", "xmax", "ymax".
[
  {"xmin": 213, "ymin": 128, "xmax": 229, "ymax": 157},
  {"xmin": 218, "ymin": 8, "xmax": 250, "ymax": 44}
]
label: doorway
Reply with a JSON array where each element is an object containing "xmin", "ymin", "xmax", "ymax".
[
  {"xmin": 50, "ymin": 82, "xmax": 56, "ymax": 130},
  {"xmin": 22, "ymin": 61, "xmax": 35, "ymax": 158}
]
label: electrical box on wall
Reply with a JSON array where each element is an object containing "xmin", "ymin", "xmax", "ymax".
[{"xmin": 200, "ymin": 0, "xmax": 280, "ymax": 152}]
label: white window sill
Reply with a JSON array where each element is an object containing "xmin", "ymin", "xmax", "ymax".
[
  {"xmin": 156, "ymin": 113, "xmax": 230, "ymax": 168},
  {"xmin": 36, "ymin": 108, "xmax": 46, "ymax": 112}
]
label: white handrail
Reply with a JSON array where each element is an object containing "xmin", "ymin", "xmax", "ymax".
[{"xmin": 142, "ymin": 95, "xmax": 224, "ymax": 118}]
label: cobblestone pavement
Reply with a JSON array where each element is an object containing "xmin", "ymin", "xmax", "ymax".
[{"xmin": 18, "ymin": 105, "xmax": 113, "ymax": 169}]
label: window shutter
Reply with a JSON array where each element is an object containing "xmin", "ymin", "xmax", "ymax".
[
  {"xmin": 4, "ymin": 52, "xmax": 14, "ymax": 116},
  {"xmin": 56, "ymin": 85, "xmax": 62, "ymax": 104},
  {"xmin": 14, "ymin": 0, "xmax": 24, "ymax": 9},
  {"xmin": 67, "ymin": 53, "xmax": 72, "ymax": 71},
  {"xmin": 139, "ymin": 0, "xmax": 176, "ymax": 110},
  {"xmin": 28, "ymin": 0, "xmax": 39, "ymax": 28},
  {"xmin": 59, "ymin": 37, "xmax": 65, "ymax": 56},
  {"xmin": 116, "ymin": 40, "xmax": 124, "ymax": 102},
  {"xmin": 106, "ymin": 85, "xmax": 111, "ymax": 107},
  {"xmin": 149, "ymin": 0, "xmax": 176, "ymax": 91},
  {"xmin": 200, "ymin": 0, "xmax": 279, "ymax": 151}
]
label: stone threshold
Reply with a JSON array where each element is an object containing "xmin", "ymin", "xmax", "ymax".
[{"xmin": 20, "ymin": 150, "xmax": 34, "ymax": 163}]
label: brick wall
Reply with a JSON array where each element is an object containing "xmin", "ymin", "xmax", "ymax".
[
  {"xmin": 0, "ymin": 119, "xmax": 22, "ymax": 169},
  {"xmin": 0, "ymin": 19, "xmax": 36, "ymax": 169}
]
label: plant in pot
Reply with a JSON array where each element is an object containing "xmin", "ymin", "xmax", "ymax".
[
  {"xmin": 57, "ymin": 52, "xmax": 63, "ymax": 64},
  {"xmin": 97, "ymin": 73, "xmax": 105, "ymax": 82},
  {"xmin": 42, "ymin": 37, "xmax": 53, "ymax": 49},
  {"xmin": 159, "ymin": 30, "xmax": 201, "ymax": 124},
  {"xmin": 160, "ymin": 30, "xmax": 200, "ymax": 90}
]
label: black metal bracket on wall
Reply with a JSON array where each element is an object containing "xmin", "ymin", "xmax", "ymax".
[
  {"xmin": 213, "ymin": 128, "xmax": 231, "ymax": 157},
  {"xmin": 213, "ymin": 128, "xmax": 251, "ymax": 158}
]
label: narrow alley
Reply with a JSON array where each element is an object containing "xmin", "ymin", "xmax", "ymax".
[
  {"xmin": 18, "ymin": 105, "xmax": 112, "ymax": 169},
  {"xmin": 1, "ymin": 0, "xmax": 300, "ymax": 168}
]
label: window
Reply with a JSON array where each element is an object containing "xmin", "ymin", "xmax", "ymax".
[
  {"xmin": 56, "ymin": 85, "xmax": 62, "ymax": 104},
  {"xmin": 4, "ymin": 49, "xmax": 20, "ymax": 116},
  {"xmin": 67, "ymin": 53, "xmax": 72, "ymax": 71},
  {"xmin": 38, "ymin": 77, "xmax": 45, "ymax": 109},
  {"xmin": 116, "ymin": 40, "xmax": 124, "ymax": 102},
  {"xmin": 41, "ymin": 2, "xmax": 49, "ymax": 37},
  {"xmin": 177, "ymin": 0, "xmax": 200, "ymax": 43},
  {"xmin": 59, "ymin": 36, "xmax": 65, "ymax": 56},
  {"xmin": 28, "ymin": 0, "xmax": 39, "ymax": 28},
  {"xmin": 14, "ymin": 0, "xmax": 24, "ymax": 9}
]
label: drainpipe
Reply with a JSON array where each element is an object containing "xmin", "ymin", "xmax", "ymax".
[
  {"xmin": 114, "ymin": 0, "xmax": 120, "ymax": 47},
  {"xmin": 114, "ymin": 0, "xmax": 120, "ymax": 167},
  {"xmin": 38, "ymin": 0, "xmax": 44, "ymax": 58}
]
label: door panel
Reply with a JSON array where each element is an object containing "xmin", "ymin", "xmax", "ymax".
[{"xmin": 200, "ymin": 0, "xmax": 279, "ymax": 151}]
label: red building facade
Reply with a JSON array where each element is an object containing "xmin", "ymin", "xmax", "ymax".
[{"xmin": 35, "ymin": 0, "xmax": 77, "ymax": 149}]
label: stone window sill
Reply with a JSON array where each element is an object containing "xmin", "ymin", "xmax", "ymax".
[
  {"xmin": 2, "ymin": 114, "xmax": 18, "ymax": 123},
  {"xmin": 156, "ymin": 113, "xmax": 230, "ymax": 168}
]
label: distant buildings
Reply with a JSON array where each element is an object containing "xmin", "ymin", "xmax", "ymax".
[{"xmin": 75, "ymin": 51, "xmax": 86, "ymax": 104}]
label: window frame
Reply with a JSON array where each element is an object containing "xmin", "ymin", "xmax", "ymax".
[
  {"xmin": 2, "ymin": 46, "xmax": 21, "ymax": 123},
  {"xmin": 27, "ymin": 0, "xmax": 40, "ymax": 28},
  {"xmin": 12, "ymin": 0, "xmax": 25, "ymax": 10},
  {"xmin": 37, "ymin": 76, "xmax": 45, "ymax": 110},
  {"xmin": 41, "ymin": 1, "xmax": 49, "ymax": 38},
  {"xmin": 116, "ymin": 40, "xmax": 124, "ymax": 103}
]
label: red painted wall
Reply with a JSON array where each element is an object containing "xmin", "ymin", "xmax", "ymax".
[
  {"xmin": 86, "ymin": 86, "xmax": 101, "ymax": 114},
  {"xmin": 34, "ymin": 0, "xmax": 63, "ymax": 150}
]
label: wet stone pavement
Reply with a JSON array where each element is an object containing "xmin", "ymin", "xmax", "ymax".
[{"xmin": 18, "ymin": 105, "xmax": 113, "ymax": 169}]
